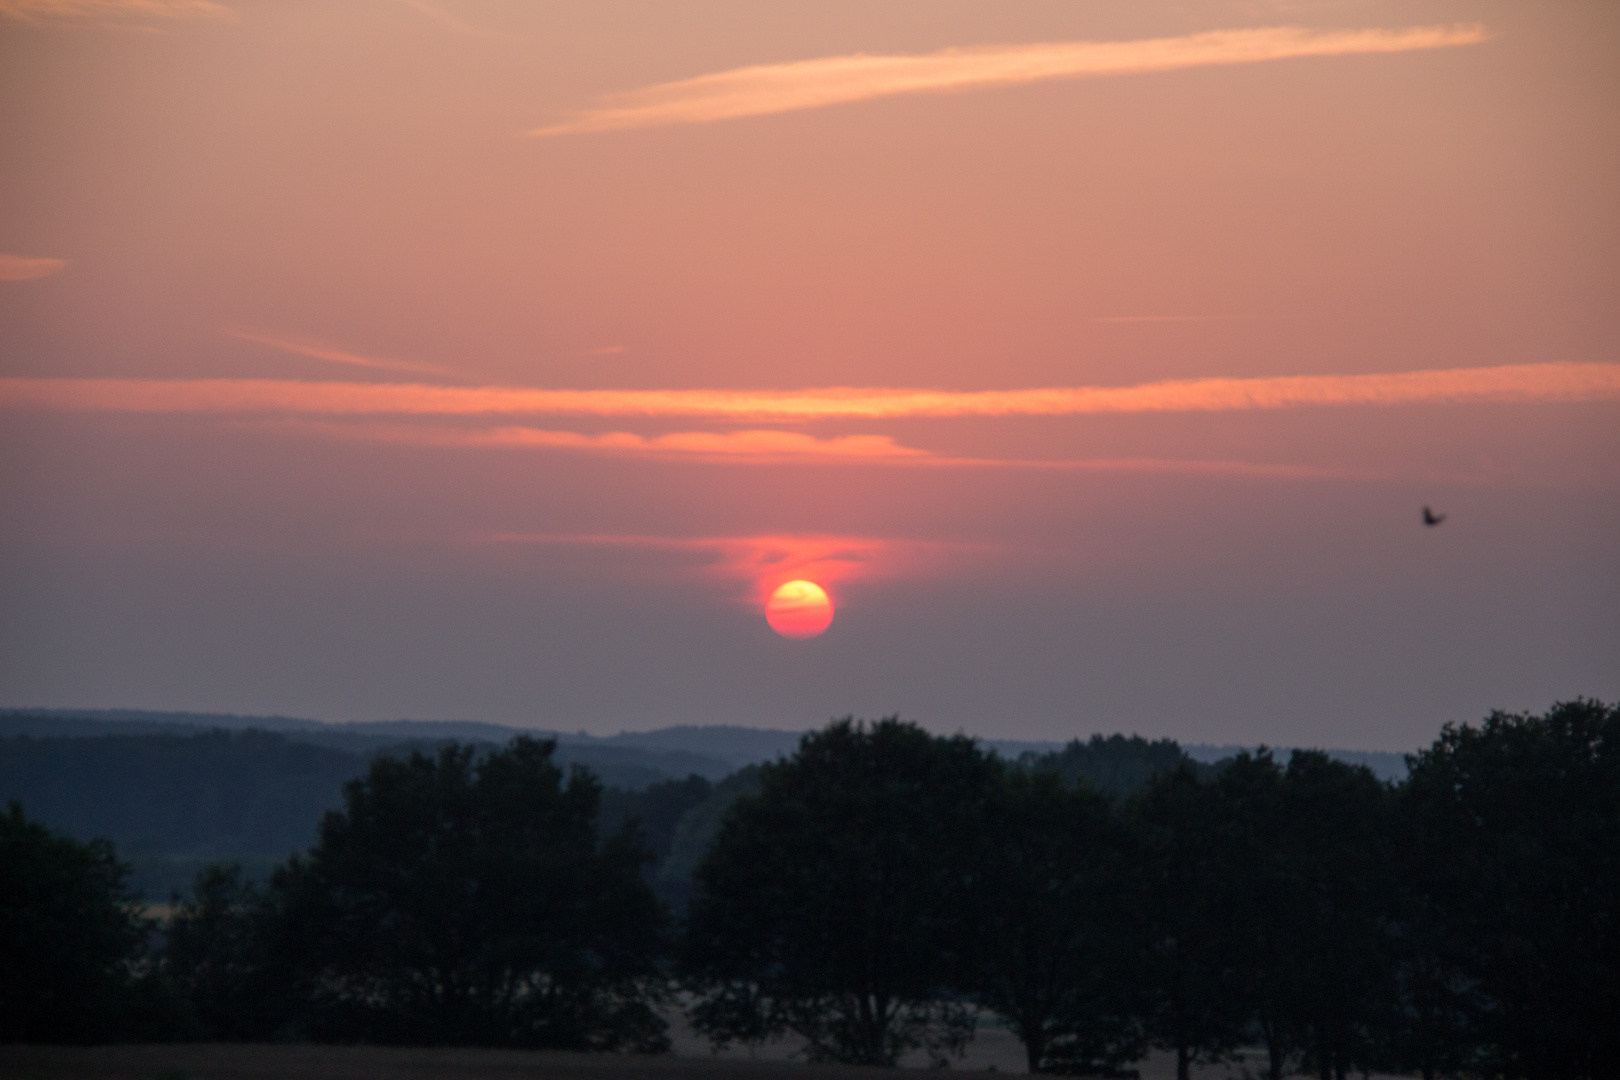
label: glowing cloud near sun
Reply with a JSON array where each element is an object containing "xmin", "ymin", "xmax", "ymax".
[
  {"xmin": 766, "ymin": 580, "xmax": 834, "ymax": 639},
  {"xmin": 484, "ymin": 532, "xmax": 962, "ymax": 622},
  {"xmin": 5, "ymin": 363, "xmax": 1615, "ymax": 420}
]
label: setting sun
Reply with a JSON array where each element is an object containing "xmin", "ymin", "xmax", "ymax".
[{"xmin": 766, "ymin": 580, "xmax": 834, "ymax": 639}]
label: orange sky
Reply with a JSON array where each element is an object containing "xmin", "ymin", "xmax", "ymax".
[{"xmin": 1, "ymin": 0, "xmax": 1616, "ymax": 747}]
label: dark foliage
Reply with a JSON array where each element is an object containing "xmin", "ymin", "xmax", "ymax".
[
  {"xmin": 0, "ymin": 802, "xmax": 162, "ymax": 1043},
  {"xmin": 1021, "ymin": 734, "xmax": 1198, "ymax": 799},
  {"xmin": 683, "ymin": 718, "xmax": 1001, "ymax": 1065},
  {"xmin": 270, "ymin": 737, "xmax": 670, "ymax": 1051},
  {"xmin": 1131, "ymin": 765, "xmax": 1249, "ymax": 1080},
  {"xmin": 162, "ymin": 863, "xmax": 301, "ymax": 1041},
  {"xmin": 1273, "ymin": 752, "xmax": 1394, "ymax": 1080},
  {"xmin": 1155, "ymin": 751, "xmax": 1394, "ymax": 1080},
  {"xmin": 9, "ymin": 700, "xmax": 1614, "ymax": 1076},
  {"xmin": 0, "ymin": 727, "xmax": 730, "ymax": 901},
  {"xmin": 598, "ymin": 775, "xmax": 714, "ymax": 866},
  {"xmin": 1399, "ymin": 699, "xmax": 1620, "ymax": 1080},
  {"xmin": 652, "ymin": 765, "xmax": 764, "ymax": 913},
  {"xmin": 971, "ymin": 769, "xmax": 1147, "ymax": 1074}
]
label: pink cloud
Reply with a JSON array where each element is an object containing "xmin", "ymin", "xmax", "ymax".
[
  {"xmin": 273, "ymin": 420, "xmax": 930, "ymax": 463},
  {"xmin": 0, "ymin": 0, "xmax": 227, "ymax": 23},
  {"xmin": 531, "ymin": 25, "xmax": 1487, "ymax": 136},
  {"xmin": 0, "ymin": 254, "xmax": 67, "ymax": 281},
  {"xmin": 229, "ymin": 331, "xmax": 463, "ymax": 379},
  {"xmin": 5, "ymin": 363, "xmax": 1616, "ymax": 420},
  {"xmin": 245, "ymin": 419, "xmax": 1387, "ymax": 480}
]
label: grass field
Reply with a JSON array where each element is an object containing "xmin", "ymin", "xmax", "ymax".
[
  {"xmin": 0, "ymin": 1041, "xmax": 1395, "ymax": 1080},
  {"xmin": 0, "ymin": 1045, "xmax": 916, "ymax": 1080}
]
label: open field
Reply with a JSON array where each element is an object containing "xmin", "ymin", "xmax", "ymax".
[
  {"xmin": 0, "ymin": 1043, "xmax": 1411, "ymax": 1080},
  {"xmin": 0, "ymin": 1045, "xmax": 903, "ymax": 1080}
]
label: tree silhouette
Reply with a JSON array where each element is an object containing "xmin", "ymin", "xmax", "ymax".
[
  {"xmin": 270, "ymin": 737, "xmax": 668, "ymax": 1050},
  {"xmin": 971, "ymin": 768, "xmax": 1146, "ymax": 1074},
  {"xmin": 1273, "ymin": 752, "xmax": 1393, "ymax": 1080},
  {"xmin": 0, "ymin": 801, "xmax": 155, "ymax": 1042},
  {"xmin": 683, "ymin": 718, "xmax": 1000, "ymax": 1065},
  {"xmin": 1132, "ymin": 765, "xmax": 1249, "ymax": 1080},
  {"xmin": 1401, "ymin": 699, "xmax": 1620, "ymax": 1079}
]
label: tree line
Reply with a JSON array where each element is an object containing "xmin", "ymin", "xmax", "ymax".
[
  {"xmin": 0, "ymin": 725, "xmax": 733, "ymax": 902},
  {"xmin": 2, "ymin": 700, "xmax": 1615, "ymax": 1080}
]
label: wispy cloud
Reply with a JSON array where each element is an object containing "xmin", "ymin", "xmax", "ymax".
[
  {"xmin": 1092, "ymin": 315, "xmax": 1259, "ymax": 323},
  {"xmin": 389, "ymin": 0, "xmax": 499, "ymax": 39},
  {"xmin": 270, "ymin": 419, "xmax": 1363, "ymax": 475},
  {"xmin": 531, "ymin": 24, "xmax": 1487, "ymax": 136},
  {"xmin": 487, "ymin": 532, "xmax": 956, "ymax": 603},
  {"xmin": 0, "ymin": 0, "xmax": 227, "ymax": 23},
  {"xmin": 0, "ymin": 254, "xmax": 68, "ymax": 281},
  {"xmin": 282, "ymin": 420, "xmax": 1360, "ymax": 477},
  {"xmin": 286, "ymin": 421, "xmax": 928, "ymax": 463},
  {"xmin": 229, "ymin": 331, "xmax": 464, "ymax": 379},
  {"xmin": 6, "ymin": 363, "xmax": 1615, "ymax": 419}
]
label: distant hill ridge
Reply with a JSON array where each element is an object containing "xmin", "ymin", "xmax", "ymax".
[
  {"xmin": 2, "ymin": 707, "xmax": 1410, "ymax": 780},
  {"xmin": 2, "ymin": 708, "xmax": 1410, "ymax": 901}
]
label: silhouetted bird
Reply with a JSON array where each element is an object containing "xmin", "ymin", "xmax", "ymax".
[{"xmin": 1423, "ymin": 506, "xmax": 1446, "ymax": 527}]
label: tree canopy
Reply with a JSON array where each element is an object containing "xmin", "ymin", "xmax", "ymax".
[
  {"xmin": 7, "ymin": 699, "xmax": 1615, "ymax": 1078},
  {"xmin": 1400, "ymin": 699, "xmax": 1620, "ymax": 1080},
  {"xmin": 683, "ymin": 717, "xmax": 1001, "ymax": 1065},
  {"xmin": 971, "ymin": 768, "xmax": 1146, "ymax": 1074},
  {"xmin": 271, "ymin": 736, "xmax": 669, "ymax": 1050},
  {"xmin": 0, "ymin": 801, "xmax": 154, "ymax": 1043}
]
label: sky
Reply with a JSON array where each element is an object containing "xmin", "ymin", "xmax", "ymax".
[{"xmin": 1, "ymin": 0, "xmax": 1616, "ymax": 750}]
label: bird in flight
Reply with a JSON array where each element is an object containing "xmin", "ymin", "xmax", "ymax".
[{"xmin": 1423, "ymin": 506, "xmax": 1447, "ymax": 527}]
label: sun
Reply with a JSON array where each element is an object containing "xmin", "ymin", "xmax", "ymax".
[{"xmin": 766, "ymin": 580, "xmax": 834, "ymax": 639}]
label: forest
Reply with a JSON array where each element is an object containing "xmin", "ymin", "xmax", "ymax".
[{"xmin": 1, "ymin": 700, "xmax": 1614, "ymax": 1080}]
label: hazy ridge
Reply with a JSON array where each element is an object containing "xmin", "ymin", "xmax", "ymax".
[
  {"xmin": 1, "ymin": 707, "xmax": 1411, "ymax": 777},
  {"xmin": 1, "ymin": 707, "xmax": 1409, "ymax": 900}
]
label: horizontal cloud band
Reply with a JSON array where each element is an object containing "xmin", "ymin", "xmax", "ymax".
[
  {"xmin": 0, "ymin": 254, "xmax": 67, "ymax": 281},
  {"xmin": 532, "ymin": 24, "xmax": 1487, "ymax": 135},
  {"xmin": 269, "ymin": 420, "xmax": 1357, "ymax": 475},
  {"xmin": 0, "ymin": 0, "xmax": 227, "ymax": 23},
  {"xmin": 3, "ymin": 363, "xmax": 1616, "ymax": 420},
  {"xmin": 312, "ymin": 422, "xmax": 928, "ymax": 461}
]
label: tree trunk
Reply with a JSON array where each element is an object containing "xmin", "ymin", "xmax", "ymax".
[
  {"xmin": 1257, "ymin": 1009, "xmax": 1286, "ymax": 1080},
  {"xmin": 1025, "ymin": 1035, "xmax": 1044, "ymax": 1074},
  {"xmin": 1177, "ymin": 1042, "xmax": 1192, "ymax": 1080}
]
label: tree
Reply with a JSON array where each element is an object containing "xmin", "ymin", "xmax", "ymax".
[
  {"xmin": 1400, "ymin": 699, "xmax": 1620, "ymax": 1080},
  {"xmin": 972, "ymin": 768, "xmax": 1146, "ymax": 1075},
  {"xmin": 683, "ymin": 718, "xmax": 1001, "ymax": 1066},
  {"xmin": 1272, "ymin": 752, "xmax": 1394, "ymax": 1080},
  {"xmin": 0, "ymin": 801, "xmax": 154, "ymax": 1042},
  {"xmin": 163, "ymin": 863, "xmax": 298, "ymax": 1041},
  {"xmin": 1131, "ymin": 766, "xmax": 1249, "ymax": 1080},
  {"xmin": 1189, "ymin": 751, "xmax": 1394, "ymax": 1080},
  {"xmin": 1196, "ymin": 752, "xmax": 1298, "ymax": 1080},
  {"xmin": 270, "ymin": 737, "xmax": 669, "ymax": 1050},
  {"xmin": 1022, "ymin": 734, "xmax": 1198, "ymax": 800}
]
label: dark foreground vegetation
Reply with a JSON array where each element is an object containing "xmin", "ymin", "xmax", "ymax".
[
  {"xmin": 0, "ymin": 1043, "xmax": 918, "ymax": 1080},
  {"xmin": 2, "ymin": 701, "xmax": 1615, "ymax": 1080}
]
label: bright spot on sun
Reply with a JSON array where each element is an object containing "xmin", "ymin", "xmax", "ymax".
[{"xmin": 766, "ymin": 580, "xmax": 834, "ymax": 639}]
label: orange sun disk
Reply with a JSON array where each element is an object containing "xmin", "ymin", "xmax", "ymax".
[{"xmin": 766, "ymin": 580, "xmax": 834, "ymax": 639}]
